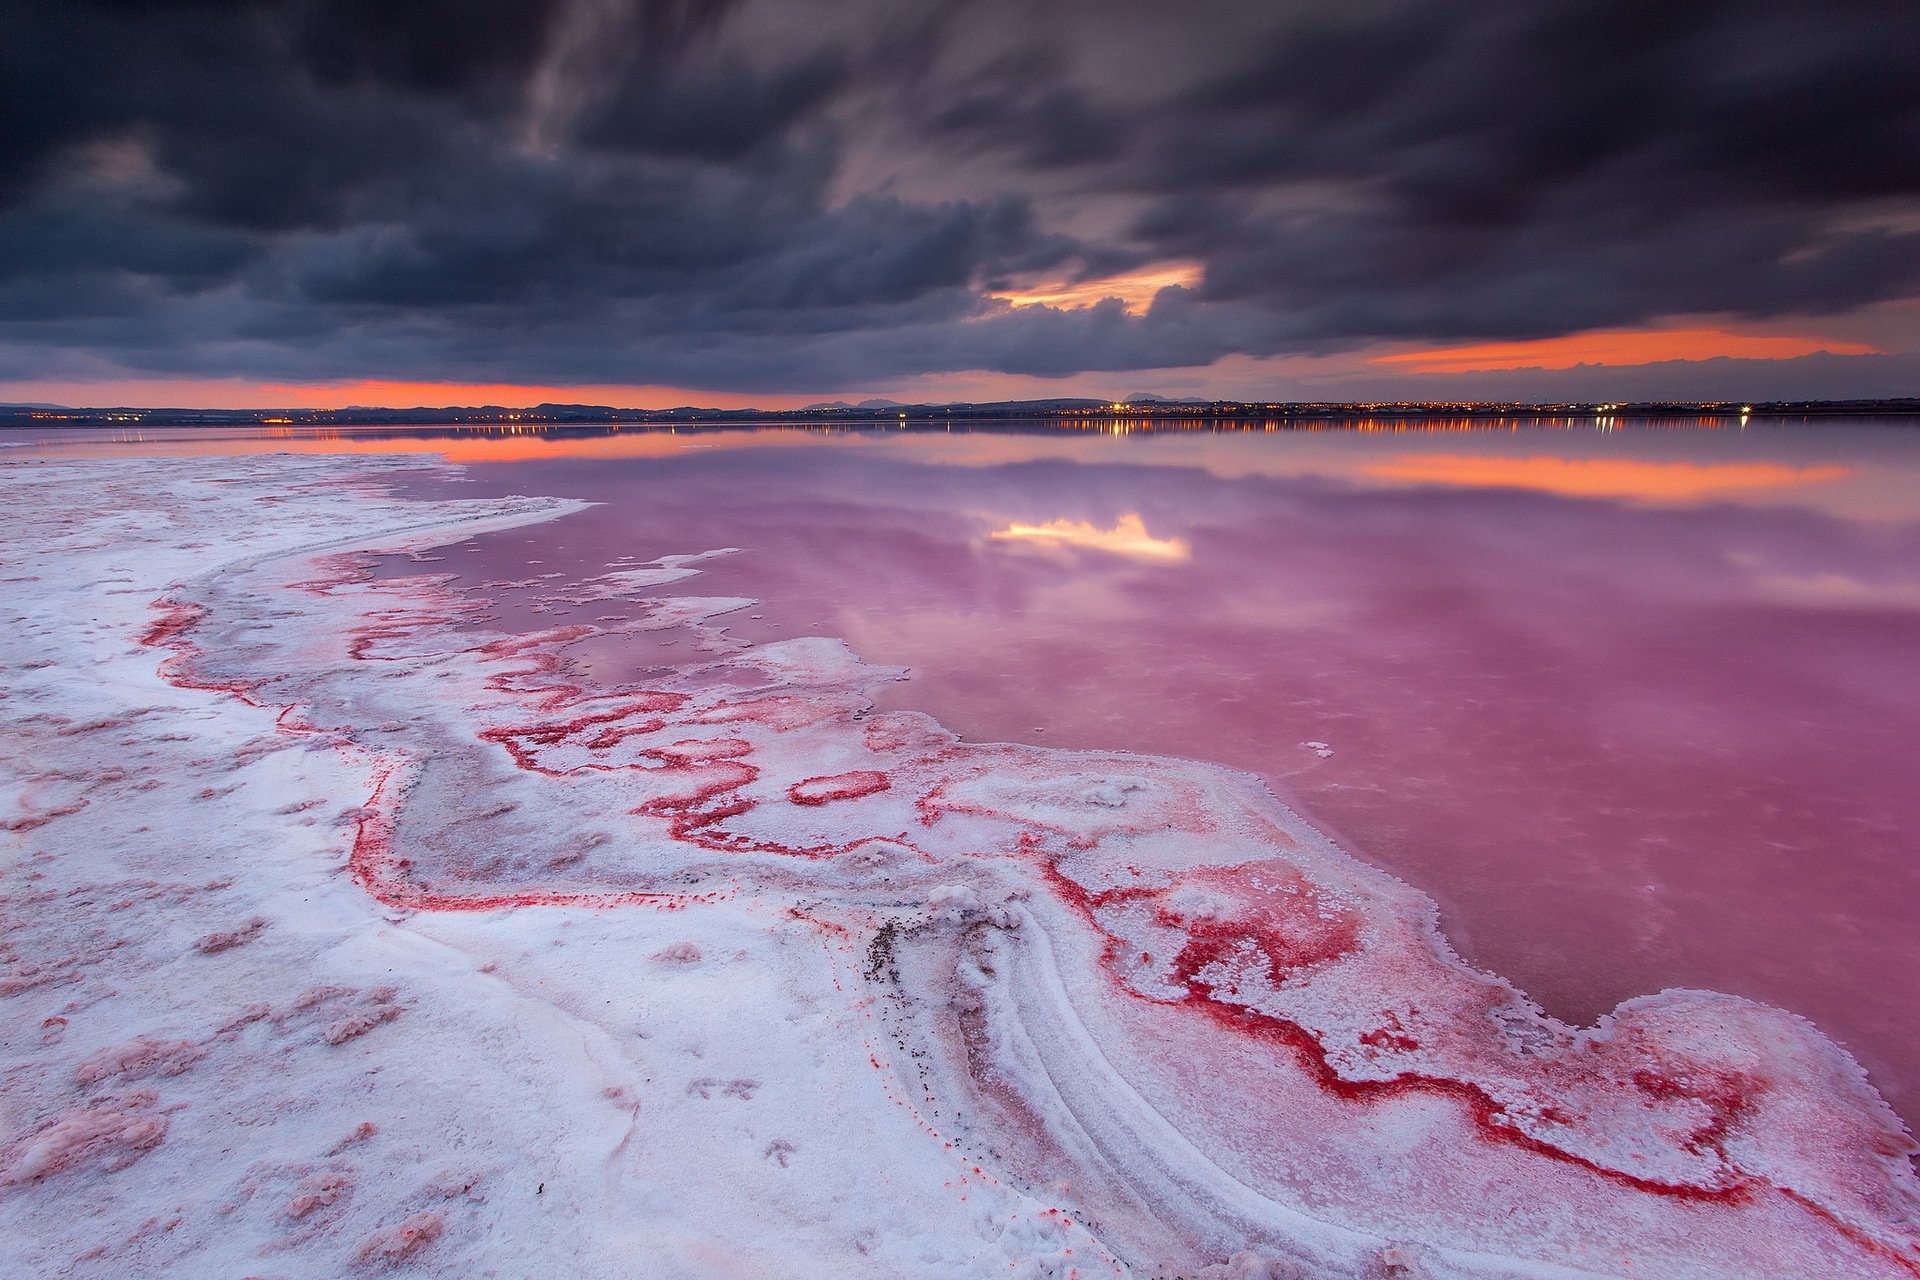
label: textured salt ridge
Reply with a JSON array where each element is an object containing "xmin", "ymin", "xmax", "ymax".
[{"xmin": 2, "ymin": 454, "xmax": 1916, "ymax": 1279}]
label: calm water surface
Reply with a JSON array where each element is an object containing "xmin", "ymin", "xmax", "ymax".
[{"xmin": 22, "ymin": 418, "xmax": 1920, "ymax": 1126}]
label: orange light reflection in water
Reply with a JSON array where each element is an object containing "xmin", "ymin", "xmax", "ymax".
[
  {"xmin": 19, "ymin": 426, "xmax": 835, "ymax": 464},
  {"xmin": 1362, "ymin": 454, "xmax": 1851, "ymax": 501},
  {"xmin": 15, "ymin": 420, "xmax": 1915, "ymax": 524},
  {"xmin": 988, "ymin": 513, "xmax": 1192, "ymax": 561}
]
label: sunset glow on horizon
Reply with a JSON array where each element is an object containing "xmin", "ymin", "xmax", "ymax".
[
  {"xmin": 0, "ymin": 377, "xmax": 821, "ymax": 413},
  {"xmin": 6, "ymin": 317, "xmax": 1902, "ymax": 413},
  {"xmin": 1376, "ymin": 326, "xmax": 1883, "ymax": 374}
]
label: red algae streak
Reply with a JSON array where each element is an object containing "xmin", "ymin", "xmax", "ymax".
[
  {"xmin": 0, "ymin": 1093, "xmax": 171, "ymax": 1186},
  {"xmin": 789, "ymin": 770, "xmax": 892, "ymax": 805},
  {"xmin": 352, "ymin": 1211, "xmax": 442, "ymax": 1267}
]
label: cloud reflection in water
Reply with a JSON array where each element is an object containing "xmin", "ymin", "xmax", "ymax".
[{"xmin": 988, "ymin": 512, "xmax": 1191, "ymax": 561}]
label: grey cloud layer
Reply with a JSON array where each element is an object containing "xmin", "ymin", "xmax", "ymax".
[{"xmin": 3, "ymin": 0, "xmax": 1917, "ymax": 392}]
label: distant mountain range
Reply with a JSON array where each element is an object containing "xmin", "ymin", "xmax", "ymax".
[{"xmin": 800, "ymin": 398, "xmax": 906, "ymax": 410}]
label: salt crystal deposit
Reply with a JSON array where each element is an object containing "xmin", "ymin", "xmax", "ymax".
[{"xmin": 3, "ymin": 452, "xmax": 1916, "ymax": 1278}]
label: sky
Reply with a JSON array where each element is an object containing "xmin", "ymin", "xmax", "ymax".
[{"xmin": 4, "ymin": 0, "xmax": 1919, "ymax": 409}]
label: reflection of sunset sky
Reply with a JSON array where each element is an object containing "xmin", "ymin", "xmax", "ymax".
[
  {"xmin": 988, "ymin": 512, "xmax": 1191, "ymax": 561},
  {"xmin": 1359, "ymin": 454, "xmax": 1851, "ymax": 502},
  {"xmin": 20, "ymin": 419, "xmax": 1920, "ymax": 524}
]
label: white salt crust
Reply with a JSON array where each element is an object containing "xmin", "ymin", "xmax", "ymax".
[{"xmin": 1, "ymin": 452, "xmax": 1915, "ymax": 1279}]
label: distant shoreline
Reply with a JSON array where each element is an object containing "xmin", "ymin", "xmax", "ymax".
[{"xmin": 5, "ymin": 396, "xmax": 1919, "ymax": 430}]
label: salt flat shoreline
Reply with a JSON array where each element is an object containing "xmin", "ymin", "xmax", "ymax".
[{"xmin": 3, "ymin": 451, "xmax": 1916, "ymax": 1279}]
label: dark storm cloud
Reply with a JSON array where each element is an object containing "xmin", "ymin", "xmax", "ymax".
[
  {"xmin": 2, "ymin": 0, "xmax": 1917, "ymax": 393},
  {"xmin": 1122, "ymin": 0, "xmax": 1920, "ymax": 340},
  {"xmin": 293, "ymin": 0, "xmax": 567, "ymax": 104}
]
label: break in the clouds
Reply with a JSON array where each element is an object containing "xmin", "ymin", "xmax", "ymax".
[{"xmin": 3, "ymin": 0, "xmax": 1919, "ymax": 399}]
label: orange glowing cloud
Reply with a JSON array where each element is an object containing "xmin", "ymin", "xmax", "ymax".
[
  {"xmin": 1362, "ymin": 455, "xmax": 1850, "ymax": 501},
  {"xmin": 1373, "ymin": 327, "xmax": 1881, "ymax": 374},
  {"xmin": 990, "ymin": 262, "xmax": 1202, "ymax": 315}
]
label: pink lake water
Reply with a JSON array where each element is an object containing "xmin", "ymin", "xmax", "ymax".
[{"xmin": 26, "ymin": 418, "xmax": 1920, "ymax": 1131}]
